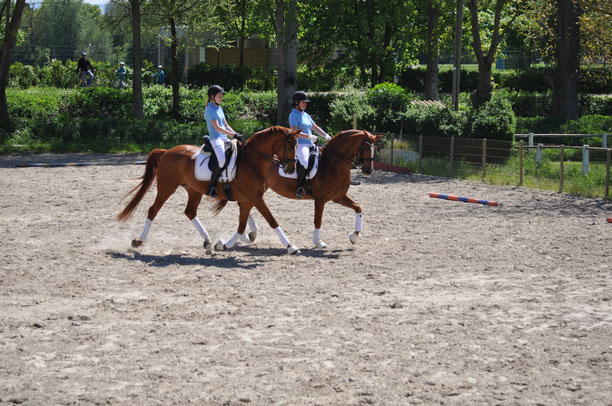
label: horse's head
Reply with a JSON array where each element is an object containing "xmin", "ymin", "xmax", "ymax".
[
  {"xmin": 360, "ymin": 131, "xmax": 384, "ymax": 175},
  {"xmin": 248, "ymin": 126, "xmax": 299, "ymax": 172},
  {"xmin": 328, "ymin": 129, "xmax": 384, "ymax": 175}
]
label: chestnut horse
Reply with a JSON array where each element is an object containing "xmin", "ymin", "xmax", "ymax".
[
  {"xmin": 214, "ymin": 130, "xmax": 383, "ymax": 249},
  {"xmin": 117, "ymin": 126, "xmax": 302, "ymax": 254}
]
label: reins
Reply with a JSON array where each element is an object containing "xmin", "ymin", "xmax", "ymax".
[
  {"xmin": 323, "ymin": 138, "xmax": 374, "ymax": 169},
  {"xmin": 241, "ymin": 130, "xmax": 295, "ymax": 169}
]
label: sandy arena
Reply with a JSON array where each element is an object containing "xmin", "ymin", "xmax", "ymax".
[{"xmin": 0, "ymin": 153, "xmax": 610, "ymax": 405}]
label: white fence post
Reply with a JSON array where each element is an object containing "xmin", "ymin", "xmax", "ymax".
[
  {"xmin": 529, "ymin": 132, "xmax": 534, "ymax": 148},
  {"xmin": 603, "ymin": 133, "xmax": 608, "ymax": 148},
  {"xmin": 536, "ymin": 143, "xmax": 543, "ymax": 168},
  {"xmin": 582, "ymin": 145, "xmax": 589, "ymax": 175}
]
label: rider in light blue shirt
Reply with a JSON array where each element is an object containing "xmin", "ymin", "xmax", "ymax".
[
  {"xmin": 203, "ymin": 85, "xmax": 244, "ymax": 197},
  {"xmin": 289, "ymin": 91, "xmax": 331, "ymax": 198}
]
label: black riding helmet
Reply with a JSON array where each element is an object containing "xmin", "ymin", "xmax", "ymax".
[
  {"xmin": 207, "ymin": 85, "xmax": 226, "ymax": 99},
  {"xmin": 292, "ymin": 90, "xmax": 310, "ymax": 105}
]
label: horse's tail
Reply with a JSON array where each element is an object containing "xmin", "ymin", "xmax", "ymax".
[
  {"xmin": 211, "ymin": 199, "xmax": 229, "ymax": 216},
  {"xmin": 117, "ymin": 149, "xmax": 167, "ymax": 222}
]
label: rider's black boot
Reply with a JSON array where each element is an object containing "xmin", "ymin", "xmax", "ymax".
[
  {"xmin": 206, "ymin": 165, "xmax": 223, "ymax": 197},
  {"xmin": 295, "ymin": 164, "xmax": 307, "ymax": 199}
]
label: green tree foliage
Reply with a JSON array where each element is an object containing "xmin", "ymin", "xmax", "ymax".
[{"xmin": 299, "ymin": 0, "xmax": 423, "ymax": 87}]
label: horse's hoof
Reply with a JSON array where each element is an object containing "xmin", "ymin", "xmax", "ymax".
[
  {"xmin": 204, "ymin": 239, "xmax": 212, "ymax": 255},
  {"xmin": 248, "ymin": 230, "xmax": 257, "ymax": 242},
  {"xmin": 315, "ymin": 240, "xmax": 327, "ymax": 249},
  {"xmin": 131, "ymin": 239, "xmax": 143, "ymax": 248},
  {"xmin": 214, "ymin": 240, "xmax": 225, "ymax": 251},
  {"xmin": 287, "ymin": 245, "xmax": 301, "ymax": 255},
  {"xmin": 349, "ymin": 231, "xmax": 360, "ymax": 244}
]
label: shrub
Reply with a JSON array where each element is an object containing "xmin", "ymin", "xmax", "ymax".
[
  {"xmin": 62, "ymin": 87, "xmax": 132, "ymax": 118},
  {"xmin": 329, "ymin": 90, "xmax": 375, "ymax": 133},
  {"xmin": 401, "ymin": 105, "xmax": 467, "ymax": 138},
  {"xmin": 467, "ymin": 90, "xmax": 516, "ymax": 140},
  {"xmin": 9, "ymin": 62, "xmax": 39, "ymax": 88},
  {"xmin": 186, "ymin": 63, "xmax": 274, "ymax": 91},
  {"xmin": 366, "ymin": 82, "xmax": 412, "ymax": 133}
]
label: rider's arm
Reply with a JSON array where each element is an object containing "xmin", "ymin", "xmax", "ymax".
[
  {"xmin": 211, "ymin": 119, "xmax": 236, "ymax": 137},
  {"xmin": 223, "ymin": 118, "xmax": 237, "ymax": 136},
  {"xmin": 312, "ymin": 122, "xmax": 331, "ymax": 139},
  {"xmin": 290, "ymin": 126, "xmax": 311, "ymax": 139}
]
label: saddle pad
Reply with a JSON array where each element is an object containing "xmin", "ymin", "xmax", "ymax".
[
  {"xmin": 278, "ymin": 146, "xmax": 319, "ymax": 180},
  {"xmin": 194, "ymin": 140, "xmax": 238, "ymax": 182}
]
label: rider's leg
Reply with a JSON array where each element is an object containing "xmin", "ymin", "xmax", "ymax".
[
  {"xmin": 295, "ymin": 144, "xmax": 309, "ymax": 198},
  {"xmin": 206, "ymin": 138, "xmax": 227, "ymax": 197}
]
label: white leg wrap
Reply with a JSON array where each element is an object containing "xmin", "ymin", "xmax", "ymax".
[
  {"xmin": 191, "ymin": 217, "xmax": 210, "ymax": 241},
  {"xmin": 139, "ymin": 218, "xmax": 152, "ymax": 241},
  {"xmin": 239, "ymin": 232, "xmax": 250, "ymax": 243},
  {"xmin": 274, "ymin": 226, "xmax": 290, "ymax": 247},
  {"xmin": 313, "ymin": 228, "xmax": 321, "ymax": 244},
  {"xmin": 247, "ymin": 215, "xmax": 258, "ymax": 232},
  {"xmin": 355, "ymin": 213, "xmax": 363, "ymax": 232},
  {"xmin": 224, "ymin": 232, "xmax": 242, "ymax": 249}
]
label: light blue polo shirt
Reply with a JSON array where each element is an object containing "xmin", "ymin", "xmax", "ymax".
[
  {"xmin": 205, "ymin": 103, "xmax": 229, "ymax": 140},
  {"xmin": 289, "ymin": 108, "xmax": 315, "ymax": 145}
]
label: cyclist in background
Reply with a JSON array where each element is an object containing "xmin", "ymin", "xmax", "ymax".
[
  {"xmin": 116, "ymin": 61, "xmax": 127, "ymax": 89},
  {"xmin": 75, "ymin": 52, "xmax": 96, "ymax": 87}
]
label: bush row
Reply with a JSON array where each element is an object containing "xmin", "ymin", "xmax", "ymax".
[
  {"xmin": 398, "ymin": 66, "xmax": 611, "ymax": 94},
  {"xmin": 3, "ymin": 85, "xmax": 610, "ymax": 148}
]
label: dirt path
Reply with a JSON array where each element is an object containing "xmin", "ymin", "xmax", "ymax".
[{"xmin": 1, "ymin": 153, "xmax": 610, "ymax": 405}]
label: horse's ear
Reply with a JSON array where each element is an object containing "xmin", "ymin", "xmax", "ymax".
[{"xmin": 374, "ymin": 132, "xmax": 385, "ymax": 140}]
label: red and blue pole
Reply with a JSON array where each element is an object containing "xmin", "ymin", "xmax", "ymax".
[{"xmin": 429, "ymin": 192, "xmax": 500, "ymax": 207}]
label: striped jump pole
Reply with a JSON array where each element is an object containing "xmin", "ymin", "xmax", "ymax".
[{"xmin": 429, "ymin": 192, "xmax": 501, "ymax": 207}]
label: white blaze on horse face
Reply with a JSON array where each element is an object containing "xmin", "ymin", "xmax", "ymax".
[
  {"xmin": 370, "ymin": 142, "xmax": 375, "ymax": 172},
  {"xmin": 355, "ymin": 213, "xmax": 363, "ymax": 232},
  {"xmin": 139, "ymin": 218, "xmax": 152, "ymax": 241}
]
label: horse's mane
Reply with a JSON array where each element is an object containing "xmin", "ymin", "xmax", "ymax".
[
  {"xmin": 326, "ymin": 129, "xmax": 366, "ymax": 148},
  {"xmin": 247, "ymin": 126, "xmax": 289, "ymax": 144}
]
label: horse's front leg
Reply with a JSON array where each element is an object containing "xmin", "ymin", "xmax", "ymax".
[
  {"xmin": 215, "ymin": 203, "xmax": 253, "ymax": 251},
  {"xmin": 313, "ymin": 199, "xmax": 328, "ymax": 249},
  {"xmin": 332, "ymin": 194, "xmax": 363, "ymax": 244},
  {"xmin": 254, "ymin": 198, "xmax": 300, "ymax": 255}
]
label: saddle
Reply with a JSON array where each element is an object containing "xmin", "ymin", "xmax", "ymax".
[
  {"xmin": 194, "ymin": 137, "xmax": 239, "ymax": 183},
  {"xmin": 279, "ymin": 145, "xmax": 319, "ymax": 180}
]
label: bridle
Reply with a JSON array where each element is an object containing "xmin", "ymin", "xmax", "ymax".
[
  {"xmin": 241, "ymin": 129, "xmax": 296, "ymax": 171},
  {"xmin": 325, "ymin": 137, "xmax": 376, "ymax": 170}
]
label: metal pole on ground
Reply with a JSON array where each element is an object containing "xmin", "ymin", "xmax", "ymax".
[
  {"xmin": 559, "ymin": 144, "xmax": 564, "ymax": 193},
  {"xmin": 519, "ymin": 140, "xmax": 523, "ymax": 186}
]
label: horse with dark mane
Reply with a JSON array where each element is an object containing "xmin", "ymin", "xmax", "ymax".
[
  {"xmin": 117, "ymin": 126, "xmax": 302, "ymax": 254},
  {"xmin": 213, "ymin": 129, "xmax": 383, "ymax": 249}
]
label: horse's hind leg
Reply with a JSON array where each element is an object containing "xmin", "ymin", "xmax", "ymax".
[
  {"xmin": 184, "ymin": 187, "xmax": 212, "ymax": 254},
  {"xmin": 313, "ymin": 199, "xmax": 328, "ymax": 249},
  {"xmin": 255, "ymin": 198, "xmax": 300, "ymax": 255},
  {"xmin": 215, "ymin": 203, "xmax": 253, "ymax": 251},
  {"xmin": 333, "ymin": 194, "xmax": 363, "ymax": 244},
  {"xmin": 132, "ymin": 176, "xmax": 179, "ymax": 248},
  {"xmin": 236, "ymin": 203, "xmax": 259, "ymax": 243}
]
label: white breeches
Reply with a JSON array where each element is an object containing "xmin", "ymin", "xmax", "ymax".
[
  {"xmin": 297, "ymin": 144, "xmax": 311, "ymax": 168},
  {"xmin": 211, "ymin": 137, "xmax": 227, "ymax": 168}
]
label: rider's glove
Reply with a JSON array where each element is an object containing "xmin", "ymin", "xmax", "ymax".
[
  {"xmin": 234, "ymin": 133, "xmax": 245, "ymax": 143},
  {"xmin": 324, "ymin": 134, "xmax": 331, "ymax": 141}
]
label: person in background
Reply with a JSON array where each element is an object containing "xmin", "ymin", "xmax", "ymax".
[
  {"xmin": 153, "ymin": 65, "xmax": 165, "ymax": 85},
  {"xmin": 75, "ymin": 52, "xmax": 96, "ymax": 86},
  {"xmin": 116, "ymin": 61, "xmax": 127, "ymax": 89},
  {"xmin": 289, "ymin": 90, "xmax": 331, "ymax": 198}
]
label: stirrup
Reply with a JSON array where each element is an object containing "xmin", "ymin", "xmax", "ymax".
[
  {"xmin": 295, "ymin": 187, "xmax": 305, "ymax": 199},
  {"xmin": 206, "ymin": 185, "xmax": 218, "ymax": 197}
]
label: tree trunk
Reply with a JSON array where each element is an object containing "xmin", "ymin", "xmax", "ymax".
[
  {"xmin": 131, "ymin": 0, "xmax": 144, "ymax": 119},
  {"xmin": 554, "ymin": 0, "xmax": 580, "ymax": 120},
  {"xmin": 0, "ymin": 0, "xmax": 26, "ymax": 128},
  {"xmin": 425, "ymin": 0, "xmax": 440, "ymax": 100},
  {"xmin": 275, "ymin": 0, "xmax": 297, "ymax": 126},
  {"xmin": 169, "ymin": 18, "xmax": 181, "ymax": 119},
  {"xmin": 275, "ymin": 0, "xmax": 285, "ymax": 125},
  {"xmin": 239, "ymin": 36, "xmax": 245, "ymax": 67}
]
